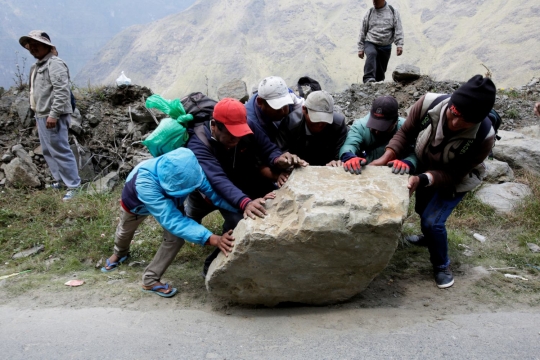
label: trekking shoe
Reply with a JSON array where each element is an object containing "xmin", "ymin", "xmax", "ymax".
[
  {"xmin": 405, "ymin": 234, "xmax": 428, "ymax": 247},
  {"xmin": 434, "ymin": 267, "xmax": 454, "ymax": 289},
  {"xmin": 62, "ymin": 188, "xmax": 79, "ymax": 201},
  {"xmin": 365, "ymin": 78, "xmax": 376, "ymax": 83},
  {"xmin": 51, "ymin": 182, "xmax": 64, "ymax": 190}
]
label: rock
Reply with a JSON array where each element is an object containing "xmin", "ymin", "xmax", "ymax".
[
  {"xmin": 12, "ymin": 245, "xmax": 44, "ymax": 259},
  {"xmin": 86, "ymin": 171, "xmax": 119, "ymax": 194},
  {"xmin": 128, "ymin": 105, "xmax": 162, "ymax": 123},
  {"xmin": 515, "ymin": 125, "xmax": 540, "ymax": 139},
  {"xmin": 11, "ymin": 95, "xmax": 32, "ymax": 128},
  {"xmin": 475, "ymin": 182, "xmax": 532, "ymax": 213},
  {"xmin": 70, "ymin": 144, "xmax": 95, "ymax": 182},
  {"xmin": 1, "ymin": 153, "xmax": 13, "ymax": 163},
  {"xmin": 70, "ymin": 111, "xmax": 84, "ymax": 135},
  {"xmin": 527, "ymin": 243, "xmax": 540, "ymax": 253},
  {"xmin": 86, "ymin": 113, "xmax": 101, "ymax": 127},
  {"xmin": 217, "ymin": 79, "xmax": 249, "ymax": 103},
  {"xmin": 33, "ymin": 145, "xmax": 43, "ymax": 156},
  {"xmin": 45, "ymin": 257, "xmax": 60, "ymax": 266},
  {"xmin": 4, "ymin": 158, "xmax": 41, "ymax": 188},
  {"xmin": 206, "ymin": 166, "xmax": 410, "ymax": 306},
  {"xmin": 128, "ymin": 261, "xmax": 144, "ymax": 267},
  {"xmin": 483, "ymin": 159, "xmax": 514, "ymax": 183},
  {"xmin": 392, "ymin": 65, "xmax": 421, "ymax": 83},
  {"xmin": 493, "ymin": 130, "xmax": 540, "ymax": 174}
]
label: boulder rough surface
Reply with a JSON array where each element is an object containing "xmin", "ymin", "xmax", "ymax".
[
  {"xmin": 483, "ymin": 159, "xmax": 514, "ymax": 183},
  {"xmin": 206, "ymin": 166, "xmax": 409, "ymax": 306}
]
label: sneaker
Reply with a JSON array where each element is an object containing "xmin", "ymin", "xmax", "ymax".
[
  {"xmin": 405, "ymin": 234, "xmax": 428, "ymax": 247},
  {"xmin": 365, "ymin": 78, "xmax": 376, "ymax": 83},
  {"xmin": 51, "ymin": 182, "xmax": 64, "ymax": 190},
  {"xmin": 62, "ymin": 188, "xmax": 79, "ymax": 201},
  {"xmin": 434, "ymin": 267, "xmax": 454, "ymax": 289}
]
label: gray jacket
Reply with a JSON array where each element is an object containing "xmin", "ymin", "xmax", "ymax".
[
  {"xmin": 357, "ymin": 3, "xmax": 404, "ymax": 51},
  {"xmin": 29, "ymin": 52, "xmax": 72, "ymax": 119}
]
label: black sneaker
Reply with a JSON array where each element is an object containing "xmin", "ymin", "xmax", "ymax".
[
  {"xmin": 434, "ymin": 267, "xmax": 454, "ymax": 289},
  {"xmin": 405, "ymin": 234, "xmax": 428, "ymax": 247}
]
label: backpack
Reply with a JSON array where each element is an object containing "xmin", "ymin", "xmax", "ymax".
[
  {"xmin": 420, "ymin": 94, "xmax": 502, "ymax": 158},
  {"xmin": 180, "ymin": 92, "xmax": 218, "ymax": 125},
  {"xmin": 297, "ymin": 76, "xmax": 322, "ymax": 98}
]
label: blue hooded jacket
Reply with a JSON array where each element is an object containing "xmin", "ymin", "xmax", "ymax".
[{"xmin": 121, "ymin": 148, "xmax": 236, "ymax": 246}]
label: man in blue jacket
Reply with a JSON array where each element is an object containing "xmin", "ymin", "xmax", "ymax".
[
  {"xmin": 101, "ymin": 148, "xmax": 236, "ymax": 297},
  {"xmin": 187, "ymin": 98, "xmax": 305, "ymax": 275}
]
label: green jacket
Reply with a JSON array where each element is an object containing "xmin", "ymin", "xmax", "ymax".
[{"xmin": 339, "ymin": 115, "xmax": 418, "ymax": 169}]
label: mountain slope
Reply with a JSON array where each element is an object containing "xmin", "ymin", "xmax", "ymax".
[{"xmin": 76, "ymin": 0, "xmax": 540, "ymax": 97}]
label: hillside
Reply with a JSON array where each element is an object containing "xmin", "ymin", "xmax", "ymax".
[
  {"xmin": 75, "ymin": 0, "xmax": 540, "ymax": 98},
  {"xmin": 0, "ymin": 0, "xmax": 196, "ymax": 88}
]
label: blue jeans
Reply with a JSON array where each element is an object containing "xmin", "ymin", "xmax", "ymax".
[{"xmin": 415, "ymin": 187, "xmax": 466, "ymax": 269}]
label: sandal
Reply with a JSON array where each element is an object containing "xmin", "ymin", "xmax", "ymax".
[
  {"xmin": 100, "ymin": 255, "xmax": 129, "ymax": 273},
  {"xmin": 141, "ymin": 283, "xmax": 178, "ymax": 298}
]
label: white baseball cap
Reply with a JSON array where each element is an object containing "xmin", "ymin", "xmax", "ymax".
[
  {"xmin": 257, "ymin": 76, "xmax": 294, "ymax": 110},
  {"xmin": 304, "ymin": 90, "xmax": 334, "ymax": 124}
]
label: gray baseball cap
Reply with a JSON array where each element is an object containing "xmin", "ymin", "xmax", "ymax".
[
  {"xmin": 304, "ymin": 90, "xmax": 334, "ymax": 124},
  {"xmin": 258, "ymin": 76, "xmax": 294, "ymax": 110}
]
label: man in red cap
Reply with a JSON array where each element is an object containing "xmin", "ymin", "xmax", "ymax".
[
  {"xmin": 372, "ymin": 75, "xmax": 497, "ymax": 289},
  {"xmin": 186, "ymin": 98, "xmax": 299, "ymax": 276}
]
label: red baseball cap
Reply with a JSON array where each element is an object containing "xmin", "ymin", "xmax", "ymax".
[{"xmin": 213, "ymin": 98, "xmax": 253, "ymax": 137}]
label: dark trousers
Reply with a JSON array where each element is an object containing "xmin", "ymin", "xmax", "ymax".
[
  {"xmin": 363, "ymin": 41, "xmax": 392, "ymax": 83},
  {"xmin": 415, "ymin": 187, "xmax": 466, "ymax": 269},
  {"xmin": 185, "ymin": 191, "xmax": 243, "ymax": 274}
]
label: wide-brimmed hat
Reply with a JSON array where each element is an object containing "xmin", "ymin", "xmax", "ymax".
[{"xmin": 19, "ymin": 30, "xmax": 54, "ymax": 49}]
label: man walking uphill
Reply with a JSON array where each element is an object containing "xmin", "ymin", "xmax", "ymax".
[
  {"xmin": 19, "ymin": 30, "xmax": 81, "ymax": 200},
  {"xmin": 357, "ymin": 0, "xmax": 404, "ymax": 83}
]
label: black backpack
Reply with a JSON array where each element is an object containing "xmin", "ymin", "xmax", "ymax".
[
  {"xmin": 180, "ymin": 92, "xmax": 217, "ymax": 125},
  {"xmin": 297, "ymin": 76, "xmax": 322, "ymax": 98}
]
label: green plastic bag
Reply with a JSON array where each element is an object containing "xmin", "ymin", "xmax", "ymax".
[{"xmin": 142, "ymin": 95, "xmax": 194, "ymax": 157}]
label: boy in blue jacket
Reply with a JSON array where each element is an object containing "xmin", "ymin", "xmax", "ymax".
[{"xmin": 102, "ymin": 148, "xmax": 236, "ymax": 297}]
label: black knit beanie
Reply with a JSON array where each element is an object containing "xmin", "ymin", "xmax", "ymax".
[{"xmin": 450, "ymin": 75, "xmax": 496, "ymax": 123}]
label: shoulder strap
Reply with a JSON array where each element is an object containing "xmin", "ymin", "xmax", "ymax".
[
  {"xmin": 366, "ymin": 7, "xmax": 374, "ymax": 33},
  {"xmin": 193, "ymin": 123, "xmax": 213, "ymax": 151},
  {"xmin": 419, "ymin": 94, "xmax": 451, "ymax": 131}
]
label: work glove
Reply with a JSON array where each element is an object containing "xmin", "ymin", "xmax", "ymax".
[
  {"xmin": 387, "ymin": 160, "xmax": 412, "ymax": 175},
  {"xmin": 343, "ymin": 157, "xmax": 367, "ymax": 175}
]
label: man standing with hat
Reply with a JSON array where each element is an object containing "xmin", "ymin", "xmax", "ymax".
[
  {"xmin": 279, "ymin": 90, "xmax": 348, "ymax": 166},
  {"xmin": 340, "ymin": 95, "xmax": 416, "ymax": 174},
  {"xmin": 372, "ymin": 75, "xmax": 497, "ymax": 289},
  {"xmin": 19, "ymin": 30, "xmax": 80, "ymax": 200}
]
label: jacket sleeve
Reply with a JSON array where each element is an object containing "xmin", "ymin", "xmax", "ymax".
[
  {"xmin": 339, "ymin": 115, "xmax": 369, "ymax": 159},
  {"xmin": 135, "ymin": 170, "xmax": 212, "ymax": 246},
  {"xmin": 393, "ymin": 9, "xmax": 404, "ymax": 47},
  {"xmin": 186, "ymin": 134, "xmax": 250, "ymax": 210},
  {"xmin": 197, "ymin": 173, "xmax": 240, "ymax": 213},
  {"xmin": 387, "ymin": 96, "xmax": 425, "ymax": 158},
  {"xmin": 48, "ymin": 58, "xmax": 72, "ymax": 119},
  {"xmin": 357, "ymin": 11, "xmax": 370, "ymax": 51}
]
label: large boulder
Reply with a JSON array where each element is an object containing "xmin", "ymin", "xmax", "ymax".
[
  {"xmin": 493, "ymin": 130, "xmax": 540, "ymax": 174},
  {"xmin": 86, "ymin": 171, "xmax": 119, "ymax": 195},
  {"xmin": 217, "ymin": 79, "xmax": 249, "ymax": 103},
  {"xmin": 392, "ymin": 64, "xmax": 421, "ymax": 83},
  {"xmin": 475, "ymin": 182, "xmax": 531, "ymax": 213},
  {"xmin": 4, "ymin": 145, "xmax": 41, "ymax": 187},
  {"xmin": 206, "ymin": 166, "xmax": 409, "ymax": 306}
]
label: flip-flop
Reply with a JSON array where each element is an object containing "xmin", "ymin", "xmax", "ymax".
[
  {"xmin": 100, "ymin": 255, "xmax": 129, "ymax": 273},
  {"xmin": 141, "ymin": 283, "xmax": 178, "ymax": 298}
]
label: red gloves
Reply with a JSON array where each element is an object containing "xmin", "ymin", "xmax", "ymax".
[
  {"xmin": 343, "ymin": 157, "xmax": 367, "ymax": 175},
  {"xmin": 388, "ymin": 160, "xmax": 410, "ymax": 175}
]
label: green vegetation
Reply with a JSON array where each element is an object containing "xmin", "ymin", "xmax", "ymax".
[
  {"xmin": 498, "ymin": 88, "xmax": 521, "ymax": 98},
  {"xmin": 505, "ymin": 108, "xmax": 520, "ymax": 119}
]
